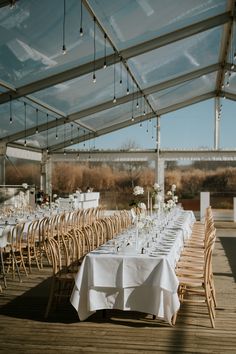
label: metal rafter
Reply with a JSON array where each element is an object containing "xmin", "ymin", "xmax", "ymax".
[
  {"xmin": 5, "ymin": 91, "xmax": 216, "ymax": 153},
  {"xmin": 0, "ymin": 11, "xmax": 231, "ymax": 106},
  {"xmin": 50, "ymin": 149, "xmax": 236, "ymax": 162},
  {"xmin": 0, "ymin": 64, "xmax": 220, "ymax": 144},
  {"xmin": 224, "ymin": 92, "xmax": 236, "ymax": 100},
  {"xmin": 216, "ymin": 0, "xmax": 236, "ymax": 95},
  {"xmin": 48, "ymin": 92, "xmax": 215, "ymax": 153}
]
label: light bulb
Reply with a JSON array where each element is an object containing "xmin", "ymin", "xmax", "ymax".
[
  {"xmin": 24, "ymin": 140, "xmax": 27, "ymax": 147},
  {"xmin": 231, "ymin": 64, "xmax": 235, "ymax": 70},
  {"xmin": 56, "ymin": 134, "xmax": 58, "ymax": 140},
  {"xmin": 10, "ymin": 117, "xmax": 13, "ymax": 124},
  {"xmin": 131, "ymin": 116, "xmax": 134, "ymax": 122},
  {"xmin": 126, "ymin": 88, "xmax": 130, "ymax": 95},
  {"xmin": 113, "ymin": 96, "xmax": 116, "ymax": 103},
  {"xmin": 36, "ymin": 128, "xmax": 38, "ymax": 134},
  {"xmin": 136, "ymin": 102, "xmax": 139, "ymax": 109},
  {"xmin": 62, "ymin": 45, "xmax": 67, "ymax": 55},
  {"xmin": 103, "ymin": 62, "xmax": 107, "ymax": 69},
  {"xmin": 93, "ymin": 73, "xmax": 96, "ymax": 83},
  {"xmin": 80, "ymin": 27, "xmax": 83, "ymax": 37}
]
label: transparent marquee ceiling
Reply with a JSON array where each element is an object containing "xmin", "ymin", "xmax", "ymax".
[{"xmin": 0, "ymin": 0, "xmax": 235, "ymax": 153}]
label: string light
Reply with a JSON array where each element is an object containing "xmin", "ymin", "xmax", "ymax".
[
  {"xmin": 143, "ymin": 98, "xmax": 146, "ymax": 116},
  {"xmin": 71, "ymin": 123, "xmax": 74, "ymax": 144},
  {"xmin": 35, "ymin": 108, "xmax": 39, "ymax": 133},
  {"xmin": 83, "ymin": 129, "xmax": 86, "ymax": 147},
  {"xmin": 113, "ymin": 53, "xmax": 116, "ymax": 103},
  {"xmin": 136, "ymin": 90, "xmax": 139, "ymax": 109},
  {"xmin": 63, "ymin": 120, "xmax": 66, "ymax": 155},
  {"xmin": 46, "ymin": 113, "xmax": 49, "ymax": 153},
  {"xmin": 131, "ymin": 87, "xmax": 134, "ymax": 122},
  {"xmin": 62, "ymin": 0, "xmax": 67, "ymax": 54},
  {"xmin": 55, "ymin": 118, "xmax": 58, "ymax": 139},
  {"xmin": 24, "ymin": 102, "xmax": 27, "ymax": 147},
  {"xmin": 80, "ymin": 0, "xmax": 83, "ymax": 37},
  {"xmin": 9, "ymin": 95, "xmax": 13, "ymax": 124},
  {"xmin": 126, "ymin": 67, "xmax": 130, "ymax": 95},
  {"xmin": 103, "ymin": 34, "xmax": 107, "ymax": 68},
  {"xmin": 93, "ymin": 17, "xmax": 96, "ymax": 83},
  {"xmin": 119, "ymin": 57, "xmax": 123, "ymax": 84}
]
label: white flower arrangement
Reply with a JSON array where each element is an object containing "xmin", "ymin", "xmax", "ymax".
[
  {"xmin": 22, "ymin": 183, "xmax": 28, "ymax": 189},
  {"xmin": 165, "ymin": 184, "xmax": 178, "ymax": 209},
  {"xmin": 133, "ymin": 186, "xmax": 144, "ymax": 196}
]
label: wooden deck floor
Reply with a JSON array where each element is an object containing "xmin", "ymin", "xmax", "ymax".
[{"xmin": 1, "ymin": 223, "xmax": 236, "ymax": 353}]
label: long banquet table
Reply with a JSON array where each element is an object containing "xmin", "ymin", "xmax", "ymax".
[{"xmin": 70, "ymin": 209, "xmax": 195, "ymax": 324}]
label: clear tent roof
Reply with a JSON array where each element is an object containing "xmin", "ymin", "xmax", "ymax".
[{"xmin": 0, "ymin": 0, "xmax": 235, "ymax": 153}]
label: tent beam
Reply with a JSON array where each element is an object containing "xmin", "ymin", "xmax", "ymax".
[
  {"xmin": 0, "ymin": 65, "xmax": 219, "ymax": 144},
  {"xmin": 0, "ymin": 12, "xmax": 231, "ymax": 106}
]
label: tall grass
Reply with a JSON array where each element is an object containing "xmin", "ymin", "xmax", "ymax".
[{"xmin": 5, "ymin": 160, "xmax": 236, "ymax": 210}]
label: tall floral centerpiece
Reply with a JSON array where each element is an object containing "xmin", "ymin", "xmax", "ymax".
[
  {"xmin": 152, "ymin": 183, "xmax": 163, "ymax": 213},
  {"xmin": 130, "ymin": 186, "xmax": 146, "ymax": 211},
  {"xmin": 164, "ymin": 184, "xmax": 178, "ymax": 211}
]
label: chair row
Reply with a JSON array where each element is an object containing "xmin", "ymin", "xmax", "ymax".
[
  {"xmin": 173, "ymin": 206, "xmax": 217, "ymax": 328},
  {"xmin": 43, "ymin": 210, "xmax": 132, "ymax": 317},
  {"xmin": 0, "ymin": 206, "xmax": 107, "ymax": 289}
]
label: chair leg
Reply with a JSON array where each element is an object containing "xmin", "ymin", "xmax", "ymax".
[
  {"xmin": 0, "ymin": 249, "xmax": 7, "ymax": 288},
  {"xmin": 11, "ymin": 250, "xmax": 22, "ymax": 282}
]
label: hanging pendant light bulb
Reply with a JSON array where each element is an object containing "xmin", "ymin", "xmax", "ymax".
[
  {"xmin": 62, "ymin": 0, "xmax": 67, "ymax": 55},
  {"xmin": 24, "ymin": 102, "xmax": 27, "ymax": 147},
  {"xmin": 55, "ymin": 118, "xmax": 58, "ymax": 139},
  {"xmin": 92, "ymin": 17, "xmax": 96, "ymax": 83},
  {"xmin": 231, "ymin": 63, "xmax": 235, "ymax": 70},
  {"xmin": 119, "ymin": 57, "xmax": 123, "ymax": 84},
  {"xmin": 71, "ymin": 123, "xmax": 74, "ymax": 144},
  {"xmin": 234, "ymin": 52, "xmax": 236, "ymax": 61},
  {"xmin": 35, "ymin": 108, "xmax": 39, "ymax": 133},
  {"xmin": 113, "ymin": 53, "xmax": 116, "ymax": 103},
  {"xmin": 80, "ymin": 0, "xmax": 83, "ymax": 37},
  {"xmin": 126, "ymin": 67, "xmax": 130, "ymax": 94},
  {"xmin": 46, "ymin": 113, "xmax": 49, "ymax": 153},
  {"xmin": 9, "ymin": 95, "xmax": 13, "ymax": 124},
  {"xmin": 103, "ymin": 33, "xmax": 107, "ymax": 68}
]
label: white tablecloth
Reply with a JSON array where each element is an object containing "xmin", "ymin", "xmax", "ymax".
[{"xmin": 70, "ymin": 210, "xmax": 195, "ymax": 324}]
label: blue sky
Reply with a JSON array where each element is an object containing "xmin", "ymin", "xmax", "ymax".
[{"xmin": 94, "ymin": 98, "xmax": 236, "ymax": 150}]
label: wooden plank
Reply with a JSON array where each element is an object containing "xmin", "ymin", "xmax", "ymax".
[{"xmin": 0, "ymin": 224, "xmax": 236, "ymax": 353}]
